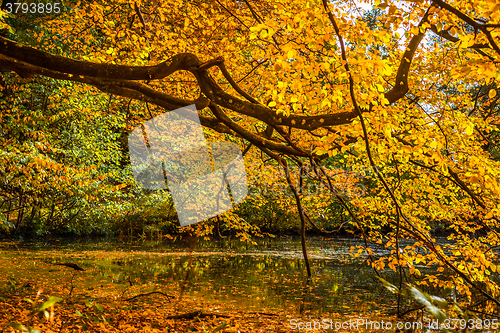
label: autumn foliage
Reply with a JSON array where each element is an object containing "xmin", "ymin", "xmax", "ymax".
[{"xmin": 0, "ymin": 0, "xmax": 499, "ymax": 326}]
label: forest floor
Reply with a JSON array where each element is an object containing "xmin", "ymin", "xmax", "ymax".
[{"xmin": 1, "ymin": 292, "xmax": 399, "ymax": 333}]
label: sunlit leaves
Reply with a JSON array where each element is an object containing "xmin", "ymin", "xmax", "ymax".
[
  {"xmin": 1, "ymin": 0, "xmax": 500, "ymax": 317},
  {"xmin": 37, "ymin": 296, "xmax": 63, "ymax": 312},
  {"xmin": 489, "ymin": 89, "xmax": 497, "ymax": 99}
]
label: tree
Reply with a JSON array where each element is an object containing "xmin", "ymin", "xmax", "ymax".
[{"xmin": 0, "ymin": 0, "xmax": 499, "ymax": 316}]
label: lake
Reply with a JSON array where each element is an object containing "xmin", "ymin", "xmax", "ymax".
[{"xmin": 0, "ymin": 236, "xmax": 431, "ymax": 317}]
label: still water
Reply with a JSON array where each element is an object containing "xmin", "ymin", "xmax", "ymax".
[{"xmin": 0, "ymin": 236, "xmax": 421, "ymax": 316}]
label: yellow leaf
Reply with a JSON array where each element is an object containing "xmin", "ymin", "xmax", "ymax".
[
  {"xmin": 377, "ymin": 1, "xmax": 388, "ymax": 9},
  {"xmin": 465, "ymin": 124, "xmax": 474, "ymax": 136},
  {"xmin": 484, "ymin": 210, "xmax": 494, "ymax": 219},
  {"xmin": 489, "ymin": 2, "xmax": 500, "ymax": 12},
  {"xmin": 489, "ymin": 89, "xmax": 497, "ymax": 98},
  {"xmin": 268, "ymin": 101, "xmax": 276, "ymax": 107},
  {"xmin": 469, "ymin": 175, "xmax": 480, "ymax": 184}
]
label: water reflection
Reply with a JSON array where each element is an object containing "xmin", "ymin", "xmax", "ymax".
[{"xmin": 2, "ymin": 236, "xmax": 409, "ymax": 315}]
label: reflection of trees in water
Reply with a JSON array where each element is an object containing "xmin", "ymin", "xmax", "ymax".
[{"xmin": 97, "ymin": 252, "xmax": 389, "ymax": 315}]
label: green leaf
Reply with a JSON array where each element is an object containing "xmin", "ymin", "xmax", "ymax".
[
  {"xmin": 7, "ymin": 279, "xmax": 16, "ymax": 289},
  {"xmin": 410, "ymin": 286, "xmax": 446, "ymax": 321},
  {"xmin": 212, "ymin": 321, "xmax": 229, "ymax": 332},
  {"xmin": 95, "ymin": 303, "xmax": 104, "ymax": 313},
  {"xmin": 442, "ymin": 287, "xmax": 452, "ymax": 297},
  {"xmin": 7, "ymin": 322, "xmax": 27, "ymax": 330},
  {"xmin": 409, "ymin": 285, "xmax": 430, "ymax": 303},
  {"xmin": 430, "ymin": 295, "xmax": 448, "ymax": 309},
  {"xmin": 37, "ymin": 296, "xmax": 63, "ymax": 312},
  {"xmin": 75, "ymin": 310, "xmax": 83, "ymax": 316},
  {"xmin": 377, "ymin": 276, "xmax": 398, "ymax": 294}
]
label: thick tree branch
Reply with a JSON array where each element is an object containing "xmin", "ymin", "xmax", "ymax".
[
  {"xmin": 196, "ymin": 69, "xmax": 357, "ymax": 129},
  {"xmin": 215, "ymin": 57, "xmax": 261, "ymax": 104},
  {"xmin": 431, "ymin": 0, "xmax": 500, "ymax": 56},
  {"xmin": 429, "ymin": 25, "xmax": 491, "ymax": 49},
  {"xmin": 385, "ymin": 16, "xmax": 430, "ymax": 104},
  {"xmin": 0, "ymin": 36, "xmax": 358, "ymax": 132},
  {"xmin": 209, "ymin": 103, "xmax": 309, "ymax": 156},
  {"xmin": 0, "ymin": 36, "xmax": 201, "ymax": 80}
]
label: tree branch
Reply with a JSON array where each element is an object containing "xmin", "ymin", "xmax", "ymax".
[{"xmin": 0, "ymin": 37, "xmax": 201, "ymax": 80}]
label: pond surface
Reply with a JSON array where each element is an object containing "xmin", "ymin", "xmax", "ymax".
[{"xmin": 0, "ymin": 236, "xmax": 432, "ymax": 316}]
